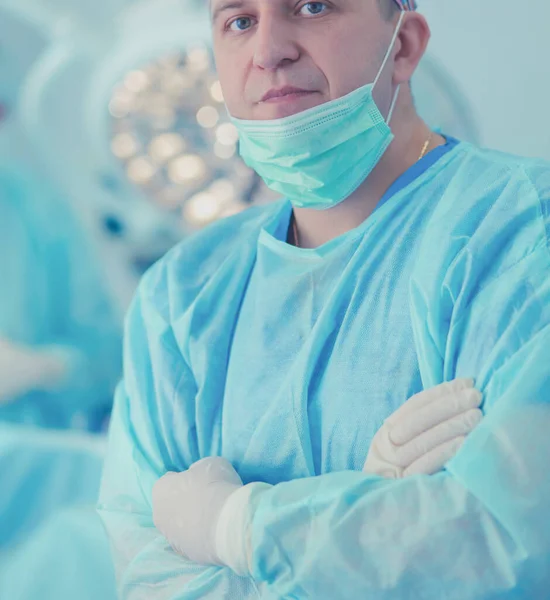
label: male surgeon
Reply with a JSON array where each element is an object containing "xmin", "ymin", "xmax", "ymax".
[{"xmin": 99, "ymin": 1, "xmax": 550, "ymax": 597}]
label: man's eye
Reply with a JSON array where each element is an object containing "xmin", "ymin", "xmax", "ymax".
[
  {"xmin": 298, "ymin": 2, "xmax": 328, "ymax": 16},
  {"xmin": 227, "ymin": 16, "xmax": 253, "ymax": 32}
]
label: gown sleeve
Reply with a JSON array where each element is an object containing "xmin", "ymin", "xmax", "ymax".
[{"xmin": 98, "ymin": 264, "xmax": 263, "ymax": 600}]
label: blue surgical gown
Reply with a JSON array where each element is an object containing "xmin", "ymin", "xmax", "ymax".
[
  {"xmin": 0, "ymin": 423, "xmax": 106, "ymax": 548},
  {"xmin": 0, "ymin": 506, "xmax": 117, "ymax": 600},
  {"xmin": 0, "ymin": 418, "xmax": 117, "ymax": 600},
  {"xmin": 99, "ymin": 139, "xmax": 550, "ymax": 598},
  {"xmin": 0, "ymin": 165, "xmax": 122, "ymax": 430}
]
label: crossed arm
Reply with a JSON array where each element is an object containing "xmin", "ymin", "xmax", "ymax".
[{"xmin": 99, "ymin": 248, "xmax": 550, "ymax": 599}]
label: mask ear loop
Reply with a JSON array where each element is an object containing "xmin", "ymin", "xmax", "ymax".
[
  {"xmin": 374, "ymin": 10, "xmax": 406, "ymax": 87},
  {"xmin": 386, "ymin": 84, "xmax": 401, "ymax": 123},
  {"xmin": 373, "ymin": 10, "xmax": 406, "ymax": 123}
]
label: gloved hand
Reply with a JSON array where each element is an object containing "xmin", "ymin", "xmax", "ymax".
[
  {"xmin": 0, "ymin": 338, "xmax": 70, "ymax": 404},
  {"xmin": 363, "ymin": 378, "xmax": 483, "ymax": 478},
  {"xmin": 152, "ymin": 457, "xmax": 245, "ymax": 566},
  {"xmin": 152, "ymin": 379, "xmax": 483, "ymax": 571}
]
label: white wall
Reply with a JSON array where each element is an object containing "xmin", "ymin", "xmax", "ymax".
[{"xmin": 419, "ymin": 0, "xmax": 550, "ymax": 161}]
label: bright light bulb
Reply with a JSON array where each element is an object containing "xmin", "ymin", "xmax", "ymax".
[
  {"xmin": 187, "ymin": 47, "xmax": 210, "ymax": 72},
  {"xmin": 112, "ymin": 133, "xmax": 140, "ymax": 159},
  {"xmin": 109, "ymin": 89, "xmax": 137, "ymax": 118},
  {"xmin": 210, "ymin": 81, "xmax": 224, "ymax": 103},
  {"xmin": 216, "ymin": 123, "xmax": 239, "ymax": 145},
  {"xmin": 168, "ymin": 155, "xmax": 207, "ymax": 184},
  {"xmin": 124, "ymin": 70, "xmax": 150, "ymax": 93},
  {"xmin": 183, "ymin": 192, "xmax": 223, "ymax": 226},
  {"xmin": 127, "ymin": 157, "xmax": 157, "ymax": 184},
  {"xmin": 149, "ymin": 133, "xmax": 186, "ymax": 164},
  {"xmin": 196, "ymin": 106, "xmax": 219, "ymax": 128}
]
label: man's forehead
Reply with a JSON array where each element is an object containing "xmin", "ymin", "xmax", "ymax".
[
  {"xmin": 210, "ymin": 0, "xmax": 245, "ymax": 23},
  {"xmin": 211, "ymin": 0, "xmax": 294, "ymax": 15},
  {"xmin": 210, "ymin": 0, "xmax": 416, "ymax": 16}
]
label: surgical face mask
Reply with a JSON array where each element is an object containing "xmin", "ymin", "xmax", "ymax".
[{"xmin": 229, "ymin": 12, "xmax": 405, "ymax": 210}]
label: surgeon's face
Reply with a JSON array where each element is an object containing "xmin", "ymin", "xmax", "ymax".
[{"xmin": 210, "ymin": 0, "xmax": 398, "ymax": 120}]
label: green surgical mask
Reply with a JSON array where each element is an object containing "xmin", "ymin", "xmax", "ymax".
[{"xmin": 230, "ymin": 12, "xmax": 405, "ymax": 210}]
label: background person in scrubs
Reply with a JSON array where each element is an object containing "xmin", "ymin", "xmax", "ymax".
[
  {"xmin": 0, "ymin": 17, "xmax": 120, "ymax": 600},
  {"xmin": 100, "ymin": 0, "xmax": 550, "ymax": 598},
  {"xmin": 0, "ymin": 163, "xmax": 122, "ymax": 431},
  {"xmin": 0, "ymin": 129, "xmax": 120, "ymax": 600}
]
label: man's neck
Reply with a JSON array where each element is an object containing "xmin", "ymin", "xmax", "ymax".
[{"xmin": 291, "ymin": 104, "xmax": 445, "ymax": 249}]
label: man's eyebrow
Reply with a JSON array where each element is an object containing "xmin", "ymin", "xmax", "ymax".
[{"xmin": 211, "ymin": 1, "xmax": 246, "ymax": 23}]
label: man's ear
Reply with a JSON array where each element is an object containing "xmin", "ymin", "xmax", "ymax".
[{"xmin": 393, "ymin": 13, "xmax": 431, "ymax": 85}]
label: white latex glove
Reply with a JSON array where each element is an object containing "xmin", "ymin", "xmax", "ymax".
[
  {"xmin": 152, "ymin": 380, "xmax": 483, "ymax": 574},
  {"xmin": 152, "ymin": 457, "xmax": 246, "ymax": 567},
  {"xmin": 363, "ymin": 378, "xmax": 483, "ymax": 479},
  {"xmin": 0, "ymin": 338, "xmax": 70, "ymax": 404}
]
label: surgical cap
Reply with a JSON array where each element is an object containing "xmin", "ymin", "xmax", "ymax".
[{"xmin": 394, "ymin": 0, "xmax": 417, "ymax": 9}]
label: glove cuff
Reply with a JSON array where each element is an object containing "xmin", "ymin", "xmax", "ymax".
[{"xmin": 215, "ymin": 482, "xmax": 272, "ymax": 576}]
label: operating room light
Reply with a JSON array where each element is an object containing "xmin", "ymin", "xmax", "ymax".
[{"xmin": 108, "ymin": 46, "xmax": 274, "ymax": 229}]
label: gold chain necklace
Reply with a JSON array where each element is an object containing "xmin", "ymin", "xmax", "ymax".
[
  {"xmin": 292, "ymin": 132, "xmax": 434, "ymax": 248},
  {"xmin": 418, "ymin": 132, "xmax": 433, "ymax": 161}
]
